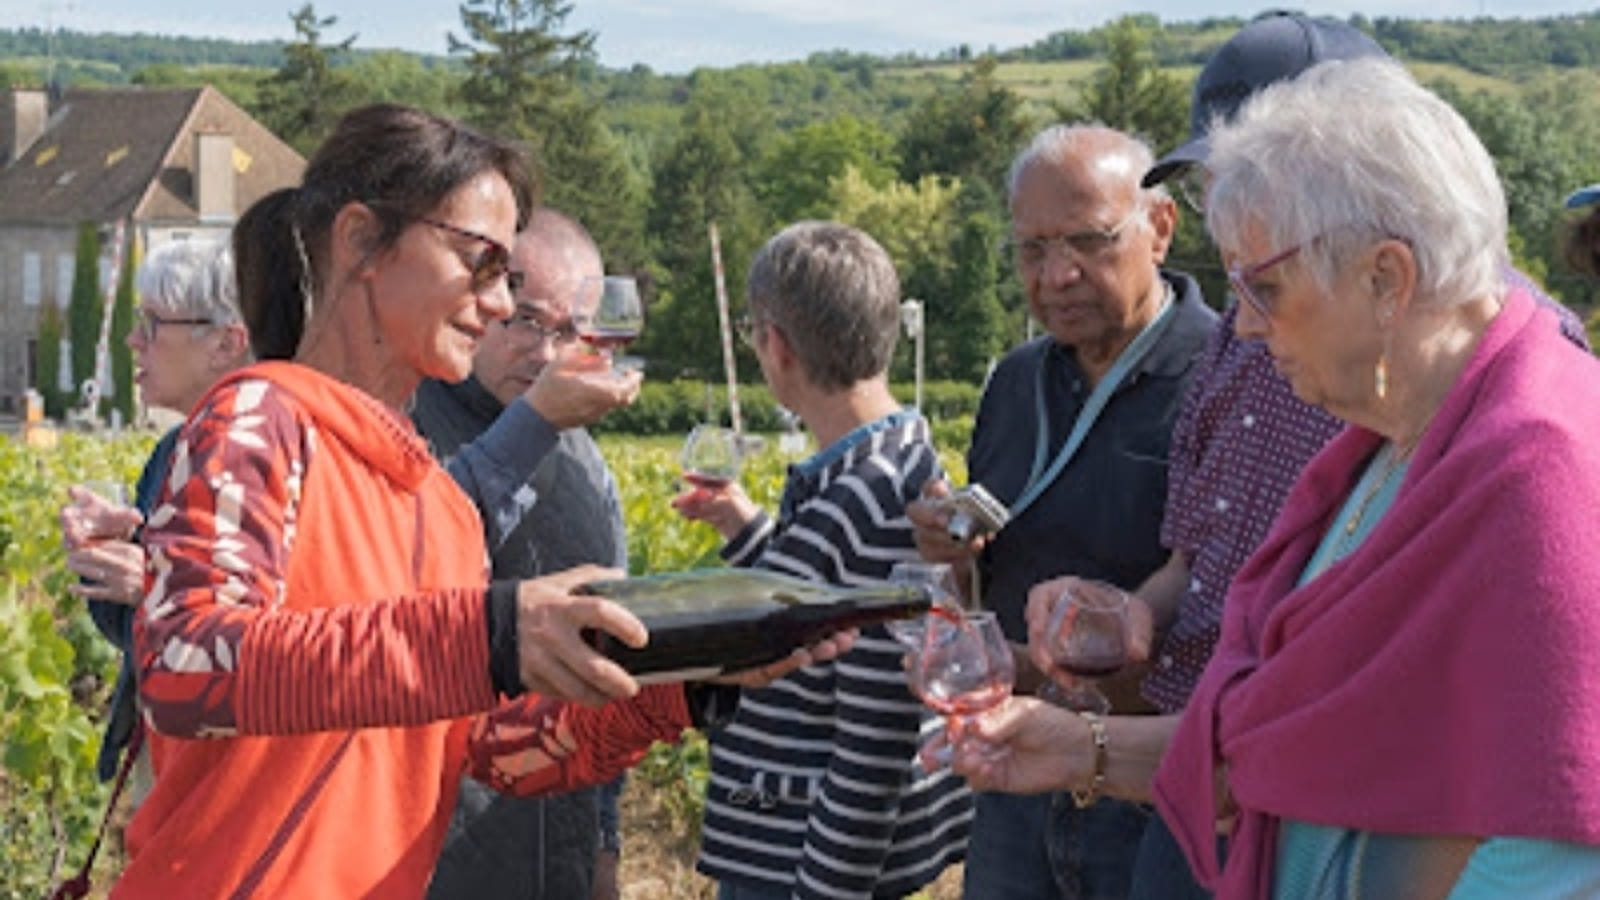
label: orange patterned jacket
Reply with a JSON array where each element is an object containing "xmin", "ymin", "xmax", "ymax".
[{"xmin": 115, "ymin": 361, "xmax": 689, "ymax": 900}]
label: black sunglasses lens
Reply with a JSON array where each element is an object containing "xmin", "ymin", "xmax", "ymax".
[{"xmin": 472, "ymin": 245, "xmax": 510, "ymax": 291}]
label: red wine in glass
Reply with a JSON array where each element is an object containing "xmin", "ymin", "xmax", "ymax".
[
  {"xmin": 1040, "ymin": 579, "xmax": 1130, "ymax": 714},
  {"xmin": 578, "ymin": 327, "xmax": 639, "ymax": 354},
  {"xmin": 682, "ymin": 472, "xmax": 732, "ymax": 491}
]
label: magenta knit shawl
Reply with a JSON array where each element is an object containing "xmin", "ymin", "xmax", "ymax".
[{"xmin": 1152, "ymin": 288, "xmax": 1600, "ymax": 898}]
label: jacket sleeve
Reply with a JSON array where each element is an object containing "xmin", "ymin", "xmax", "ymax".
[
  {"xmin": 445, "ymin": 397, "xmax": 561, "ymax": 553},
  {"xmin": 137, "ymin": 380, "xmax": 499, "ymax": 738},
  {"xmin": 464, "ymin": 684, "xmax": 694, "ymax": 796}
]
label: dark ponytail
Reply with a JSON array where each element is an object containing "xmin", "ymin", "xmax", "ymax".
[{"xmin": 232, "ymin": 104, "xmax": 536, "ymax": 360}]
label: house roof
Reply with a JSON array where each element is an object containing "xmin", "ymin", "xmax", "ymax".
[{"xmin": 0, "ymin": 86, "xmax": 304, "ymax": 226}]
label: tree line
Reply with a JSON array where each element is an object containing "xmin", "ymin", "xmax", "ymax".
[{"xmin": 4, "ymin": 7, "xmax": 1600, "ymax": 386}]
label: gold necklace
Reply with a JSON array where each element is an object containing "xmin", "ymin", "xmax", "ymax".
[{"xmin": 1343, "ymin": 442, "xmax": 1408, "ymax": 537}]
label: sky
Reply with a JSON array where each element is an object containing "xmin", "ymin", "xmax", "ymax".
[{"xmin": 5, "ymin": 0, "xmax": 1600, "ymax": 73}]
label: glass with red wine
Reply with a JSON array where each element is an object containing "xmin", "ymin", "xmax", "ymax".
[
  {"xmin": 574, "ymin": 275, "xmax": 645, "ymax": 373},
  {"xmin": 1038, "ymin": 579, "xmax": 1131, "ymax": 714},
  {"xmin": 884, "ymin": 562, "xmax": 962, "ymax": 650},
  {"xmin": 680, "ymin": 424, "xmax": 743, "ymax": 492},
  {"xmin": 908, "ymin": 608, "xmax": 1014, "ymax": 772}
]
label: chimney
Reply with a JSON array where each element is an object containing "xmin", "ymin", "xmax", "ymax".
[
  {"xmin": 195, "ymin": 131, "xmax": 236, "ymax": 222},
  {"xmin": 1, "ymin": 90, "xmax": 49, "ymax": 167}
]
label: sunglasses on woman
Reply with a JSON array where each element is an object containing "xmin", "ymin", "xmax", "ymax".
[{"xmin": 417, "ymin": 217, "xmax": 525, "ymax": 295}]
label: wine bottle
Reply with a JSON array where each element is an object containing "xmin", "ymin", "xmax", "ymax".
[{"xmin": 577, "ymin": 568, "xmax": 931, "ymax": 683}]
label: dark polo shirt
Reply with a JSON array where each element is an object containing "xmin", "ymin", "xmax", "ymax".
[{"xmin": 968, "ymin": 270, "xmax": 1217, "ymax": 641}]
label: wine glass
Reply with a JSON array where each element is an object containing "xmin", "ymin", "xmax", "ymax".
[
  {"xmin": 574, "ymin": 275, "xmax": 645, "ymax": 373},
  {"xmin": 884, "ymin": 562, "xmax": 962, "ymax": 650},
  {"xmin": 680, "ymin": 424, "xmax": 742, "ymax": 491},
  {"xmin": 1038, "ymin": 579, "xmax": 1130, "ymax": 714},
  {"xmin": 908, "ymin": 609, "xmax": 1015, "ymax": 771}
]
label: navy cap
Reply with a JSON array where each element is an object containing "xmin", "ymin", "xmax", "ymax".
[
  {"xmin": 1142, "ymin": 12, "xmax": 1389, "ymax": 187},
  {"xmin": 1565, "ymin": 184, "xmax": 1600, "ymax": 210}
]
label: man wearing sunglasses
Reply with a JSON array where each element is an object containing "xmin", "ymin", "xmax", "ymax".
[{"xmin": 412, "ymin": 208, "xmax": 641, "ymax": 900}]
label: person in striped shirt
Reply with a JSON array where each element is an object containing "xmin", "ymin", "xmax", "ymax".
[{"xmin": 673, "ymin": 221, "xmax": 972, "ymax": 899}]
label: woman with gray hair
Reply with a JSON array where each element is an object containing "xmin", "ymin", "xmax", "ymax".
[
  {"xmin": 952, "ymin": 58, "xmax": 1600, "ymax": 898},
  {"xmin": 58, "ymin": 238, "xmax": 252, "ymax": 786}
]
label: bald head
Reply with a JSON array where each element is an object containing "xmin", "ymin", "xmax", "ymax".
[
  {"xmin": 471, "ymin": 208, "xmax": 604, "ymax": 404},
  {"xmin": 1006, "ymin": 125, "xmax": 1163, "ymax": 210}
]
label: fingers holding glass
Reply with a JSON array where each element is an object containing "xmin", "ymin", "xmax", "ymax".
[{"xmin": 1038, "ymin": 580, "xmax": 1130, "ymax": 714}]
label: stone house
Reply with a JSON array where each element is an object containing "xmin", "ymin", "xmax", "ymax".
[{"xmin": 0, "ymin": 85, "xmax": 304, "ymax": 414}]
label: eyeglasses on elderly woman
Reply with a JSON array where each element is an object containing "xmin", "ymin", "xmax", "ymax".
[{"xmin": 134, "ymin": 309, "xmax": 216, "ymax": 343}]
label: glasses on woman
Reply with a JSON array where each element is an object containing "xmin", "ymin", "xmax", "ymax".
[
  {"xmin": 135, "ymin": 310, "xmax": 214, "ymax": 343},
  {"xmin": 1227, "ymin": 242, "xmax": 1303, "ymax": 321},
  {"xmin": 417, "ymin": 217, "xmax": 525, "ymax": 295}
]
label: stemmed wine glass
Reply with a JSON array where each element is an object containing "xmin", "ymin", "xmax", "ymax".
[
  {"xmin": 908, "ymin": 609, "xmax": 1014, "ymax": 771},
  {"xmin": 574, "ymin": 275, "xmax": 645, "ymax": 373},
  {"xmin": 885, "ymin": 562, "xmax": 963, "ymax": 651},
  {"xmin": 680, "ymin": 424, "xmax": 743, "ymax": 492},
  {"xmin": 1038, "ymin": 579, "xmax": 1131, "ymax": 714}
]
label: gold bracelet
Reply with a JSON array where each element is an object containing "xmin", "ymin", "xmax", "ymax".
[{"xmin": 1071, "ymin": 711, "xmax": 1108, "ymax": 809}]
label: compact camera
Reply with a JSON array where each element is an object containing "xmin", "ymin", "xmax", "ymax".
[{"xmin": 944, "ymin": 484, "xmax": 1011, "ymax": 543}]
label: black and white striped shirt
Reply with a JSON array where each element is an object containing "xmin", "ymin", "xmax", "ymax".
[{"xmin": 696, "ymin": 410, "xmax": 972, "ymax": 899}]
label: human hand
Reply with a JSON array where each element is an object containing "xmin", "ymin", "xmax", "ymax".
[
  {"xmin": 948, "ymin": 696, "xmax": 1095, "ymax": 794},
  {"xmin": 65, "ymin": 539, "xmax": 145, "ymax": 605},
  {"xmin": 516, "ymin": 565, "xmax": 646, "ymax": 707},
  {"xmin": 709, "ymin": 628, "xmax": 859, "ymax": 688},
  {"xmin": 60, "ymin": 484, "xmax": 143, "ymax": 551},
  {"xmin": 1025, "ymin": 575, "xmax": 1154, "ymax": 694},
  {"xmin": 525, "ymin": 347, "xmax": 643, "ymax": 430},
  {"xmin": 907, "ymin": 479, "xmax": 986, "ymax": 566},
  {"xmin": 670, "ymin": 480, "xmax": 759, "ymax": 540}
]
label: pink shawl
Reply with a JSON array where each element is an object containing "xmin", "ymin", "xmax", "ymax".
[{"xmin": 1152, "ymin": 288, "xmax": 1600, "ymax": 898}]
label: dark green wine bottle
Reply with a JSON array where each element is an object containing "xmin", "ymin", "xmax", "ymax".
[{"xmin": 577, "ymin": 568, "xmax": 930, "ymax": 682}]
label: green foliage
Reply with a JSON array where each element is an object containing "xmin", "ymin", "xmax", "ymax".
[
  {"xmin": 896, "ymin": 56, "xmax": 1033, "ymax": 191},
  {"xmin": 254, "ymin": 4, "xmax": 359, "ymax": 154},
  {"xmin": 34, "ymin": 305, "xmax": 65, "ymax": 417},
  {"xmin": 0, "ymin": 432, "xmax": 152, "ymax": 894},
  {"xmin": 1060, "ymin": 16, "xmax": 1188, "ymax": 153},
  {"xmin": 66, "ymin": 223, "xmax": 102, "ymax": 405},
  {"xmin": 451, "ymin": 0, "xmax": 592, "ymax": 134},
  {"xmin": 109, "ymin": 240, "xmax": 138, "ymax": 425},
  {"xmin": 589, "ymin": 380, "xmax": 981, "ymax": 436},
  {"xmin": 754, "ymin": 115, "xmax": 900, "ymax": 222}
]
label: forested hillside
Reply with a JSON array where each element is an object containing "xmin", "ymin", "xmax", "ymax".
[{"xmin": 4, "ymin": 8, "xmax": 1598, "ymax": 382}]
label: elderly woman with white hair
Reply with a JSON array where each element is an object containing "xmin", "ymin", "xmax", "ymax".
[
  {"xmin": 952, "ymin": 58, "xmax": 1600, "ymax": 898},
  {"xmin": 59, "ymin": 238, "xmax": 252, "ymax": 785}
]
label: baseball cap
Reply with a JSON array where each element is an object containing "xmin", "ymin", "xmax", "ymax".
[
  {"xmin": 1565, "ymin": 184, "xmax": 1600, "ymax": 210},
  {"xmin": 1142, "ymin": 12, "xmax": 1390, "ymax": 187}
]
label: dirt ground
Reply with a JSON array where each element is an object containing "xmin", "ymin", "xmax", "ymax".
[{"xmin": 616, "ymin": 776, "xmax": 963, "ymax": 900}]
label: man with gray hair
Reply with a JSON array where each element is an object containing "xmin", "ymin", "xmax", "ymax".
[
  {"xmin": 906, "ymin": 124, "xmax": 1216, "ymax": 899},
  {"xmin": 413, "ymin": 208, "xmax": 639, "ymax": 900},
  {"xmin": 674, "ymin": 221, "xmax": 972, "ymax": 900}
]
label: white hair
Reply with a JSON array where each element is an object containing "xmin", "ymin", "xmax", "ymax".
[
  {"xmin": 1005, "ymin": 123, "xmax": 1171, "ymax": 212},
  {"xmin": 1204, "ymin": 57, "xmax": 1506, "ymax": 307},
  {"xmin": 136, "ymin": 239, "xmax": 242, "ymax": 325}
]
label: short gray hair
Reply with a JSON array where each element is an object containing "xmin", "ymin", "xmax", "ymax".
[
  {"xmin": 137, "ymin": 239, "xmax": 242, "ymax": 325},
  {"xmin": 746, "ymin": 221, "xmax": 900, "ymax": 392},
  {"xmin": 1005, "ymin": 124, "xmax": 1170, "ymax": 211},
  {"xmin": 1205, "ymin": 57, "xmax": 1506, "ymax": 307}
]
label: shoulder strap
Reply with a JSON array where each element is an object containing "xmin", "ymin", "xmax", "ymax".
[{"xmin": 49, "ymin": 724, "xmax": 146, "ymax": 900}]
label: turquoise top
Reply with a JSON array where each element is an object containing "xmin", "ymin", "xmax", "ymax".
[{"xmin": 1276, "ymin": 444, "xmax": 1600, "ymax": 898}]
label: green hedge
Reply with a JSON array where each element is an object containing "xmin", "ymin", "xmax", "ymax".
[{"xmin": 591, "ymin": 380, "xmax": 983, "ymax": 436}]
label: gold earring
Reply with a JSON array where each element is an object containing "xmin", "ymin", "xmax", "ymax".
[{"xmin": 1374, "ymin": 356, "xmax": 1388, "ymax": 400}]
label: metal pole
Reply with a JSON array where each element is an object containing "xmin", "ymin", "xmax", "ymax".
[
  {"xmin": 901, "ymin": 298, "xmax": 925, "ymax": 410},
  {"xmin": 708, "ymin": 222, "xmax": 742, "ymax": 434}
]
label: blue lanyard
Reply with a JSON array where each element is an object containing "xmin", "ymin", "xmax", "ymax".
[{"xmin": 1009, "ymin": 292, "xmax": 1177, "ymax": 521}]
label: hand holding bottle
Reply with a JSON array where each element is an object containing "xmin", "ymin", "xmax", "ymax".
[{"xmin": 516, "ymin": 565, "xmax": 648, "ymax": 707}]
